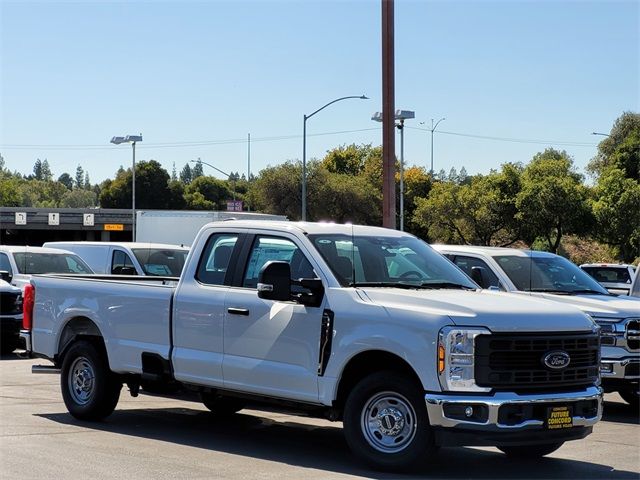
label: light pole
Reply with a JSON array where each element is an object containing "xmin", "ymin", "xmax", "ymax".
[
  {"xmin": 592, "ymin": 132, "xmax": 611, "ymax": 137},
  {"xmin": 372, "ymin": 109, "xmax": 414, "ymax": 231},
  {"xmin": 422, "ymin": 117, "xmax": 446, "ymax": 176},
  {"xmin": 302, "ymin": 95, "xmax": 368, "ymax": 221},
  {"xmin": 190, "ymin": 159, "xmax": 236, "ymax": 202},
  {"xmin": 111, "ymin": 134, "xmax": 142, "ymax": 241}
]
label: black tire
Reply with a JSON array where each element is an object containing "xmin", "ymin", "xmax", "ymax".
[
  {"xmin": 200, "ymin": 392, "xmax": 245, "ymax": 416},
  {"xmin": 1, "ymin": 336, "xmax": 18, "ymax": 354},
  {"xmin": 619, "ymin": 388, "xmax": 639, "ymax": 410},
  {"xmin": 60, "ymin": 340, "xmax": 121, "ymax": 421},
  {"xmin": 498, "ymin": 442, "xmax": 564, "ymax": 458},
  {"xmin": 342, "ymin": 370, "xmax": 436, "ymax": 472}
]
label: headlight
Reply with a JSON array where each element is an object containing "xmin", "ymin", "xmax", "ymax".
[{"xmin": 437, "ymin": 326, "xmax": 491, "ymax": 392}]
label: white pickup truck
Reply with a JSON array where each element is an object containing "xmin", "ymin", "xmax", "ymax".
[{"xmin": 21, "ymin": 221, "xmax": 602, "ymax": 471}]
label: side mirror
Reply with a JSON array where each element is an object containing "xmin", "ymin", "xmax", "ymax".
[
  {"xmin": 258, "ymin": 261, "xmax": 291, "ymax": 301},
  {"xmin": 471, "ymin": 266, "xmax": 488, "ymax": 289},
  {"xmin": 0, "ymin": 270, "xmax": 12, "ymax": 283}
]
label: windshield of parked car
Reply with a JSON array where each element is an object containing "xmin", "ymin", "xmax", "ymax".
[
  {"xmin": 308, "ymin": 234, "xmax": 477, "ymax": 290},
  {"xmin": 581, "ymin": 266, "xmax": 633, "ymax": 284},
  {"xmin": 494, "ymin": 254, "xmax": 609, "ymax": 295},
  {"xmin": 13, "ymin": 252, "xmax": 93, "ymax": 274},
  {"xmin": 132, "ymin": 248, "xmax": 189, "ymax": 276}
]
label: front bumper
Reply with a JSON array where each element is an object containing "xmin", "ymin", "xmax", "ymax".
[
  {"xmin": 600, "ymin": 358, "xmax": 639, "ymax": 380},
  {"xmin": 425, "ymin": 386, "xmax": 602, "ymax": 445}
]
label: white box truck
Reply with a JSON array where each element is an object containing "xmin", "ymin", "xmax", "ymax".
[{"xmin": 135, "ymin": 210, "xmax": 287, "ymax": 246}]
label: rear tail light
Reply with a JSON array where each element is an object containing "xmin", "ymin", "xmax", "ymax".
[{"xmin": 23, "ymin": 284, "xmax": 35, "ymax": 331}]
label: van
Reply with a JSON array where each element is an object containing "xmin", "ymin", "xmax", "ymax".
[{"xmin": 42, "ymin": 241, "xmax": 189, "ymax": 277}]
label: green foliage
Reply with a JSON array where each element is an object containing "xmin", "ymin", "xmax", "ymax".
[
  {"xmin": 588, "ymin": 112, "xmax": 640, "ymax": 180},
  {"xmin": 0, "ymin": 178, "xmax": 22, "ymax": 206},
  {"xmin": 57, "ymin": 173, "xmax": 74, "ymax": 190},
  {"xmin": 591, "ymin": 168, "xmax": 640, "ymax": 262},
  {"xmin": 61, "ymin": 189, "xmax": 98, "ymax": 208},
  {"xmin": 184, "ymin": 175, "xmax": 232, "ymax": 210},
  {"xmin": 100, "ymin": 160, "xmax": 173, "ymax": 209},
  {"xmin": 75, "ymin": 165, "xmax": 85, "ymax": 189},
  {"xmin": 179, "ymin": 163, "xmax": 193, "ymax": 184},
  {"xmin": 515, "ymin": 149, "xmax": 592, "ymax": 253},
  {"xmin": 250, "ymin": 161, "xmax": 303, "ymax": 220}
]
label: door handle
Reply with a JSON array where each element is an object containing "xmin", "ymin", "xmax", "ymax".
[{"xmin": 227, "ymin": 307, "xmax": 250, "ymax": 316}]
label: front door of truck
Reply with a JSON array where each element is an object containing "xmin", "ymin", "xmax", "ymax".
[{"xmin": 222, "ymin": 233, "xmax": 324, "ymax": 403}]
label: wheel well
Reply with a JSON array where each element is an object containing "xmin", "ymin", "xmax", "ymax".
[
  {"xmin": 334, "ymin": 350, "xmax": 423, "ymax": 411},
  {"xmin": 57, "ymin": 317, "xmax": 105, "ymax": 364}
]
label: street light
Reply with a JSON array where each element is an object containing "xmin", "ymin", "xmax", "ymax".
[
  {"xmin": 592, "ymin": 132, "xmax": 611, "ymax": 137},
  {"xmin": 110, "ymin": 134, "xmax": 142, "ymax": 241},
  {"xmin": 302, "ymin": 95, "xmax": 368, "ymax": 221},
  {"xmin": 419, "ymin": 118, "xmax": 446, "ymax": 176},
  {"xmin": 190, "ymin": 159, "xmax": 236, "ymax": 202},
  {"xmin": 372, "ymin": 109, "xmax": 414, "ymax": 231}
]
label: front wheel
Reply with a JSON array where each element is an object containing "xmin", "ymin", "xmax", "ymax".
[
  {"xmin": 498, "ymin": 442, "xmax": 564, "ymax": 458},
  {"xmin": 61, "ymin": 340, "xmax": 122, "ymax": 420},
  {"xmin": 619, "ymin": 387, "xmax": 639, "ymax": 410},
  {"xmin": 342, "ymin": 370, "xmax": 436, "ymax": 471}
]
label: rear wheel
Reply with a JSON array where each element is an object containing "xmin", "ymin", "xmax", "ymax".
[
  {"xmin": 619, "ymin": 387, "xmax": 639, "ymax": 410},
  {"xmin": 0, "ymin": 336, "xmax": 18, "ymax": 354},
  {"xmin": 342, "ymin": 370, "xmax": 436, "ymax": 471},
  {"xmin": 498, "ymin": 442, "xmax": 564, "ymax": 458},
  {"xmin": 61, "ymin": 340, "xmax": 121, "ymax": 420},
  {"xmin": 200, "ymin": 392, "xmax": 245, "ymax": 416}
]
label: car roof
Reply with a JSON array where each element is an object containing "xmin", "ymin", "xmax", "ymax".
[
  {"xmin": 0, "ymin": 245, "xmax": 78, "ymax": 255},
  {"xmin": 579, "ymin": 263, "xmax": 634, "ymax": 268},
  {"xmin": 204, "ymin": 220, "xmax": 411, "ymax": 237},
  {"xmin": 44, "ymin": 241, "xmax": 189, "ymax": 250},
  {"xmin": 430, "ymin": 244, "xmax": 558, "ymax": 258}
]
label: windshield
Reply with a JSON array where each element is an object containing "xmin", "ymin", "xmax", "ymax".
[
  {"xmin": 494, "ymin": 254, "xmax": 609, "ymax": 294},
  {"xmin": 13, "ymin": 252, "xmax": 93, "ymax": 274},
  {"xmin": 132, "ymin": 248, "xmax": 189, "ymax": 276},
  {"xmin": 308, "ymin": 234, "xmax": 477, "ymax": 290}
]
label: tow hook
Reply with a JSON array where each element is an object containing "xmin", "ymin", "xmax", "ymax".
[{"xmin": 127, "ymin": 382, "xmax": 140, "ymax": 397}]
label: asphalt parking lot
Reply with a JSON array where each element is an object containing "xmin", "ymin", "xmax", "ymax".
[{"xmin": 1, "ymin": 351, "xmax": 638, "ymax": 480}]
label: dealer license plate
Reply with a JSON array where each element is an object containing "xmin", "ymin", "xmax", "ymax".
[{"xmin": 546, "ymin": 405, "xmax": 574, "ymax": 430}]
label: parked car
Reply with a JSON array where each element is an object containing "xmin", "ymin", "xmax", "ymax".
[
  {"xmin": 22, "ymin": 221, "xmax": 602, "ymax": 471},
  {"xmin": 0, "ymin": 277, "xmax": 22, "ymax": 353},
  {"xmin": 579, "ymin": 263, "xmax": 637, "ymax": 295},
  {"xmin": 432, "ymin": 245, "xmax": 640, "ymax": 409},
  {"xmin": 43, "ymin": 241, "xmax": 189, "ymax": 277},
  {"xmin": 631, "ymin": 271, "xmax": 640, "ymax": 299},
  {"xmin": 0, "ymin": 245, "xmax": 94, "ymax": 290}
]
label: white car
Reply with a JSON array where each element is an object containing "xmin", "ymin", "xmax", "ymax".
[
  {"xmin": 0, "ymin": 245, "xmax": 94, "ymax": 290},
  {"xmin": 579, "ymin": 263, "xmax": 637, "ymax": 295},
  {"xmin": 432, "ymin": 245, "xmax": 640, "ymax": 409},
  {"xmin": 43, "ymin": 241, "xmax": 189, "ymax": 277}
]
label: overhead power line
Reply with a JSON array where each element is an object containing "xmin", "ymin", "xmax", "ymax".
[{"xmin": 1, "ymin": 127, "xmax": 598, "ymax": 150}]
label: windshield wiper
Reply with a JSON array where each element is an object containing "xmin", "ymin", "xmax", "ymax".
[
  {"xmin": 419, "ymin": 282, "xmax": 476, "ymax": 291},
  {"xmin": 567, "ymin": 289, "xmax": 613, "ymax": 296},
  {"xmin": 350, "ymin": 282, "xmax": 419, "ymax": 289}
]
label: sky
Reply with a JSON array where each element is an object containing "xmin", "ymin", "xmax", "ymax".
[{"xmin": 1, "ymin": 0, "xmax": 638, "ymax": 184}]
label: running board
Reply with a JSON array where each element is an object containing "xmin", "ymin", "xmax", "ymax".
[{"xmin": 32, "ymin": 365, "xmax": 61, "ymax": 374}]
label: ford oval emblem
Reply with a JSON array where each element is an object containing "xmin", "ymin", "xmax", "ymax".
[{"xmin": 543, "ymin": 351, "xmax": 571, "ymax": 370}]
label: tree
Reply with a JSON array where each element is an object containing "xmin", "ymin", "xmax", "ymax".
[
  {"xmin": 75, "ymin": 165, "xmax": 85, "ymax": 189},
  {"xmin": 84, "ymin": 172, "xmax": 91, "ymax": 189},
  {"xmin": 100, "ymin": 160, "xmax": 172, "ymax": 209},
  {"xmin": 191, "ymin": 159, "xmax": 204, "ymax": 180},
  {"xmin": 180, "ymin": 163, "xmax": 193, "ymax": 184},
  {"xmin": 250, "ymin": 161, "xmax": 304, "ymax": 220},
  {"xmin": 184, "ymin": 176, "xmax": 232, "ymax": 210},
  {"xmin": 58, "ymin": 173, "xmax": 74, "ymax": 190},
  {"xmin": 516, "ymin": 149, "xmax": 592, "ymax": 253},
  {"xmin": 402, "ymin": 166, "xmax": 433, "ymax": 239},
  {"xmin": 171, "ymin": 162, "xmax": 178, "ymax": 182},
  {"xmin": 167, "ymin": 180, "xmax": 186, "ymax": 209},
  {"xmin": 33, "ymin": 159, "xmax": 43, "ymax": 180},
  {"xmin": 61, "ymin": 189, "xmax": 98, "ymax": 208},
  {"xmin": 0, "ymin": 178, "xmax": 22, "ymax": 206},
  {"xmin": 591, "ymin": 168, "xmax": 640, "ymax": 262},
  {"xmin": 588, "ymin": 112, "xmax": 640, "ymax": 180},
  {"xmin": 41, "ymin": 159, "xmax": 53, "ymax": 181}
]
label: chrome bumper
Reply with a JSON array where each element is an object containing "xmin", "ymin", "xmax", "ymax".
[
  {"xmin": 600, "ymin": 358, "xmax": 640, "ymax": 379},
  {"xmin": 19, "ymin": 329, "xmax": 32, "ymax": 353},
  {"xmin": 425, "ymin": 386, "xmax": 602, "ymax": 431}
]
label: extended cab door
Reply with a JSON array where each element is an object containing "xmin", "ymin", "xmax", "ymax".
[
  {"xmin": 172, "ymin": 231, "xmax": 243, "ymax": 388},
  {"xmin": 222, "ymin": 232, "xmax": 325, "ymax": 403}
]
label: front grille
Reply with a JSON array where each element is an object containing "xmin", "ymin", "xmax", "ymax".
[
  {"xmin": 0, "ymin": 291, "xmax": 22, "ymax": 315},
  {"xmin": 626, "ymin": 319, "xmax": 639, "ymax": 350},
  {"xmin": 475, "ymin": 333, "xmax": 600, "ymax": 391}
]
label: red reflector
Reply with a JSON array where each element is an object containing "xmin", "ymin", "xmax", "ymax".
[{"xmin": 23, "ymin": 284, "xmax": 35, "ymax": 331}]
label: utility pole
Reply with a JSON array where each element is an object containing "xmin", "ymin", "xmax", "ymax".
[{"xmin": 382, "ymin": 0, "xmax": 396, "ymax": 229}]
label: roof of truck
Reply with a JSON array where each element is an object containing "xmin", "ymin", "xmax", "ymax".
[
  {"xmin": 0, "ymin": 245, "xmax": 78, "ymax": 255},
  {"xmin": 203, "ymin": 220, "xmax": 411, "ymax": 237},
  {"xmin": 43, "ymin": 241, "xmax": 190, "ymax": 250},
  {"xmin": 430, "ymin": 244, "xmax": 558, "ymax": 258}
]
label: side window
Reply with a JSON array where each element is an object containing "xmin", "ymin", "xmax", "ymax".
[
  {"xmin": 0, "ymin": 253, "xmax": 12, "ymax": 275},
  {"xmin": 454, "ymin": 256, "xmax": 500, "ymax": 288},
  {"xmin": 242, "ymin": 236, "xmax": 315, "ymax": 289},
  {"xmin": 111, "ymin": 250, "xmax": 137, "ymax": 275},
  {"xmin": 196, "ymin": 234, "xmax": 239, "ymax": 286},
  {"xmin": 65, "ymin": 256, "xmax": 91, "ymax": 273}
]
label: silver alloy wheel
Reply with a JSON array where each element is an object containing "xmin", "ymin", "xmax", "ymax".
[
  {"xmin": 360, "ymin": 391, "xmax": 417, "ymax": 453},
  {"xmin": 68, "ymin": 356, "xmax": 95, "ymax": 405}
]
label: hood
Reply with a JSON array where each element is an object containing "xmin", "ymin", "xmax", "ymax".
[
  {"xmin": 526, "ymin": 292, "xmax": 640, "ymax": 319},
  {"xmin": 358, "ymin": 288, "xmax": 595, "ymax": 333}
]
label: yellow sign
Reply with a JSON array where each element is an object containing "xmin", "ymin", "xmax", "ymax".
[
  {"xmin": 104, "ymin": 224, "xmax": 124, "ymax": 231},
  {"xmin": 546, "ymin": 406, "xmax": 573, "ymax": 429}
]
